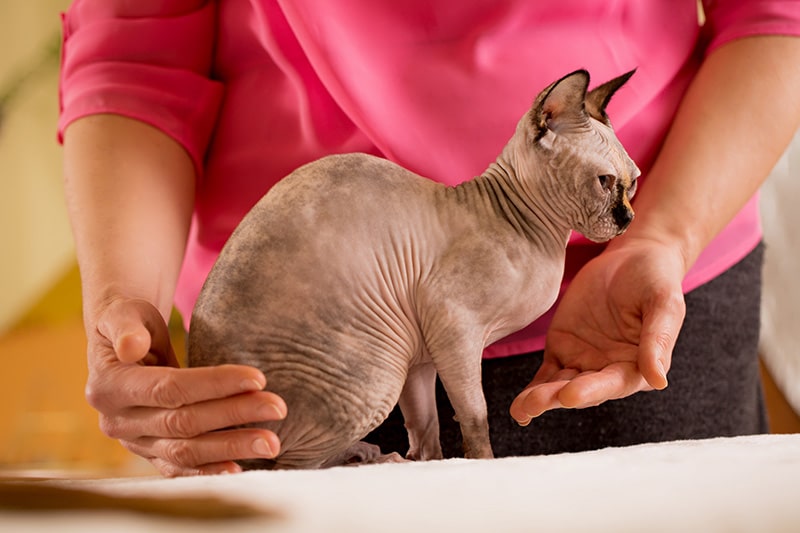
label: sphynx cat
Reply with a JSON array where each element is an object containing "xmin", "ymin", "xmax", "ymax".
[{"xmin": 188, "ymin": 70, "xmax": 640, "ymax": 469}]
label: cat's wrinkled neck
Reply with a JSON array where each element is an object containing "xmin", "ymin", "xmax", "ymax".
[{"xmin": 458, "ymin": 142, "xmax": 572, "ymax": 253}]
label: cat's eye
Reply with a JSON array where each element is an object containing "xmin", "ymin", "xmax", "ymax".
[
  {"xmin": 598, "ymin": 174, "xmax": 615, "ymax": 191},
  {"xmin": 627, "ymin": 177, "xmax": 638, "ymax": 198}
]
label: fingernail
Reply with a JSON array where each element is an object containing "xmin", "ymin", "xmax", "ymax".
[
  {"xmin": 241, "ymin": 379, "xmax": 264, "ymax": 391},
  {"xmin": 220, "ymin": 463, "xmax": 242, "ymax": 475},
  {"xmin": 252, "ymin": 438, "xmax": 275, "ymax": 457},
  {"xmin": 259, "ymin": 402, "xmax": 286, "ymax": 420},
  {"xmin": 516, "ymin": 416, "xmax": 532, "ymax": 428},
  {"xmin": 271, "ymin": 403, "xmax": 287, "ymax": 419},
  {"xmin": 657, "ymin": 360, "xmax": 668, "ymax": 383}
]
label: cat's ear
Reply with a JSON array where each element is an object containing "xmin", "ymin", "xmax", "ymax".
[
  {"xmin": 585, "ymin": 69, "xmax": 635, "ymax": 126},
  {"xmin": 531, "ymin": 69, "xmax": 590, "ymax": 139}
]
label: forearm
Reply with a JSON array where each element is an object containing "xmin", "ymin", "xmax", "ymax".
[
  {"xmin": 610, "ymin": 36, "xmax": 800, "ymax": 271},
  {"xmin": 63, "ymin": 114, "xmax": 196, "ymax": 323}
]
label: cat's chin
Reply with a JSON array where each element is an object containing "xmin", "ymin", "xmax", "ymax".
[{"xmin": 576, "ymin": 228, "xmax": 622, "ymax": 243}]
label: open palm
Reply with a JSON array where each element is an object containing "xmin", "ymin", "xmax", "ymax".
[{"xmin": 510, "ymin": 240, "xmax": 687, "ymax": 425}]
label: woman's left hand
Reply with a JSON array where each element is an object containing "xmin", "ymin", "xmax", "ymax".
[{"xmin": 510, "ymin": 238, "xmax": 686, "ymax": 425}]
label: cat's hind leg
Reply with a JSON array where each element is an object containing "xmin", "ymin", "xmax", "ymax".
[{"xmin": 321, "ymin": 441, "xmax": 407, "ymax": 467}]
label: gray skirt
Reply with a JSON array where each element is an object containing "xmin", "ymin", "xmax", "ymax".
[{"xmin": 366, "ymin": 242, "xmax": 767, "ymax": 457}]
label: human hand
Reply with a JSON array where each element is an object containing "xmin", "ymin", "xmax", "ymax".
[
  {"xmin": 84, "ymin": 298, "xmax": 287, "ymax": 476},
  {"xmin": 509, "ymin": 239, "xmax": 687, "ymax": 425}
]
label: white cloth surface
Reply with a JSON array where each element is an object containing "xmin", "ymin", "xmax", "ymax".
[
  {"xmin": 760, "ymin": 128, "xmax": 800, "ymax": 413},
  {"xmin": 3, "ymin": 434, "xmax": 800, "ymax": 532}
]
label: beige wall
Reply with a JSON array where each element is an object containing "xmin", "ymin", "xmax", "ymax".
[
  {"xmin": 0, "ymin": 1, "xmax": 75, "ymax": 334},
  {"xmin": 760, "ymin": 129, "xmax": 800, "ymax": 414}
]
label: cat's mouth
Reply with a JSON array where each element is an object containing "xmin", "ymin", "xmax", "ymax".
[{"xmin": 579, "ymin": 208, "xmax": 633, "ymax": 242}]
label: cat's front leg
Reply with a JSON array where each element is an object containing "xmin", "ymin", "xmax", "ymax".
[
  {"xmin": 399, "ymin": 361, "xmax": 444, "ymax": 461},
  {"xmin": 430, "ymin": 347, "xmax": 493, "ymax": 459}
]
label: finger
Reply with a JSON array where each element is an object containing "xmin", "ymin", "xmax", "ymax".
[
  {"xmin": 129, "ymin": 364, "xmax": 269, "ymax": 409},
  {"xmin": 127, "ymin": 428, "xmax": 281, "ymax": 470},
  {"xmin": 556, "ymin": 363, "xmax": 647, "ymax": 409},
  {"xmin": 89, "ymin": 363, "xmax": 267, "ymax": 413},
  {"xmin": 514, "ymin": 358, "xmax": 568, "ymax": 397},
  {"xmin": 510, "ymin": 380, "xmax": 569, "ymax": 426},
  {"xmin": 638, "ymin": 292, "xmax": 685, "ymax": 390},
  {"xmin": 97, "ymin": 299, "xmax": 177, "ymax": 366},
  {"xmin": 149, "ymin": 457, "xmax": 242, "ymax": 478},
  {"xmin": 527, "ymin": 358, "xmax": 566, "ymax": 387},
  {"xmin": 101, "ymin": 314, "xmax": 152, "ymax": 365},
  {"xmin": 510, "ymin": 364, "xmax": 578, "ymax": 424},
  {"xmin": 119, "ymin": 390, "xmax": 287, "ymax": 440}
]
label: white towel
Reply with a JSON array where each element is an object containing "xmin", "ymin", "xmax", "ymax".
[{"xmin": 3, "ymin": 434, "xmax": 800, "ymax": 532}]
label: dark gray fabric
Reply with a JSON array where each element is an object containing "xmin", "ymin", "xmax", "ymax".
[{"xmin": 366, "ymin": 242, "xmax": 767, "ymax": 457}]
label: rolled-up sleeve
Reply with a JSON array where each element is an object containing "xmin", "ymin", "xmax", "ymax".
[
  {"xmin": 58, "ymin": 0, "xmax": 224, "ymax": 174},
  {"xmin": 703, "ymin": 0, "xmax": 800, "ymax": 54}
]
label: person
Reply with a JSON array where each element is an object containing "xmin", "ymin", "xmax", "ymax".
[{"xmin": 59, "ymin": 1, "xmax": 800, "ymax": 477}]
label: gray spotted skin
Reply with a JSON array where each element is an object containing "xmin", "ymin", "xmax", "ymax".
[{"xmin": 188, "ymin": 69, "xmax": 640, "ymax": 469}]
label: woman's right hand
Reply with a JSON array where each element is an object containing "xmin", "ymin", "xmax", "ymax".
[{"xmin": 85, "ymin": 297, "xmax": 287, "ymax": 477}]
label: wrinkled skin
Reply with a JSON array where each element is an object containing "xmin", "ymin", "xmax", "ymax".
[{"xmin": 188, "ymin": 70, "xmax": 640, "ymax": 469}]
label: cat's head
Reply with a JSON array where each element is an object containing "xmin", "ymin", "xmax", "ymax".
[{"xmin": 521, "ymin": 69, "xmax": 639, "ymax": 243}]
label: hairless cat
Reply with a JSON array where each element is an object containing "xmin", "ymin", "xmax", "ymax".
[{"xmin": 188, "ymin": 69, "xmax": 639, "ymax": 469}]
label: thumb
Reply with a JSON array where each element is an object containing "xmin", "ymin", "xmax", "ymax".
[
  {"xmin": 97, "ymin": 299, "xmax": 178, "ymax": 367},
  {"xmin": 639, "ymin": 292, "xmax": 685, "ymax": 391}
]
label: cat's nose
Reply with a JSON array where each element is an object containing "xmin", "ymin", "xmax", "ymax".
[{"xmin": 613, "ymin": 205, "xmax": 634, "ymax": 233}]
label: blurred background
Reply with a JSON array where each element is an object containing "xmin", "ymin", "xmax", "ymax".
[
  {"xmin": 0, "ymin": 1, "xmax": 157, "ymax": 477},
  {"xmin": 0, "ymin": 2, "xmax": 797, "ymax": 479}
]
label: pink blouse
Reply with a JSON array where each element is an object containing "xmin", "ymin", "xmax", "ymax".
[{"xmin": 59, "ymin": 0, "xmax": 800, "ymax": 357}]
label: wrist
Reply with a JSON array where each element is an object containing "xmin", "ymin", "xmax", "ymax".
[
  {"xmin": 80, "ymin": 276, "xmax": 171, "ymax": 330},
  {"xmin": 604, "ymin": 176, "xmax": 710, "ymax": 277},
  {"xmin": 605, "ymin": 222, "xmax": 698, "ymax": 278}
]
